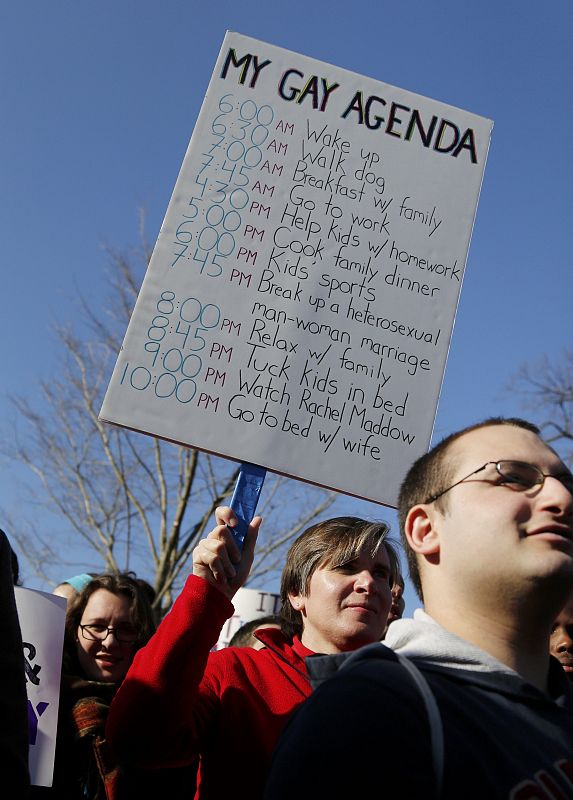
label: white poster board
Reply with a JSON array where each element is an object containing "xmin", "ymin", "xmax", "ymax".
[
  {"xmin": 15, "ymin": 587, "xmax": 66, "ymax": 788},
  {"xmin": 100, "ymin": 32, "xmax": 493, "ymax": 507},
  {"xmin": 215, "ymin": 586, "xmax": 281, "ymax": 649}
]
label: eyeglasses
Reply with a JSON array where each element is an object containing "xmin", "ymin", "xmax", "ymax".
[
  {"xmin": 426, "ymin": 460, "xmax": 573, "ymax": 504},
  {"xmin": 79, "ymin": 623, "xmax": 139, "ymax": 644}
]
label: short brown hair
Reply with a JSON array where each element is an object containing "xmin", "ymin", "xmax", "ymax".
[
  {"xmin": 64, "ymin": 572, "xmax": 157, "ymax": 675},
  {"xmin": 228, "ymin": 614, "xmax": 281, "ymax": 648},
  {"xmin": 398, "ymin": 417, "xmax": 540, "ymax": 600},
  {"xmin": 280, "ymin": 516, "xmax": 400, "ymax": 640}
]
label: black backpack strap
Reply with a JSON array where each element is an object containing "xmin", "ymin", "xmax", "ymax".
[{"xmin": 340, "ymin": 643, "xmax": 444, "ymax": 796}]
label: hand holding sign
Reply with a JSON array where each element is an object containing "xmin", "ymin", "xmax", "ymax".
[{"xmin": 192, "ymin": 506, "xmax": 261, "ymax": 600}]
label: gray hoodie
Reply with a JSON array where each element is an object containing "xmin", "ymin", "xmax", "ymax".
[{"xmin": 265, "ymin": 611, "xmax": 573, "ymax": 799}]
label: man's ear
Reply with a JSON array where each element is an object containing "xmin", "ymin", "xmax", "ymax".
[
  {"xmin": 405, "ymin": 505, "xmax": 441, "ymax": 556},
  {"xmin": 288, "ymin": 592, "xmax": 305, "ymax": 613}
]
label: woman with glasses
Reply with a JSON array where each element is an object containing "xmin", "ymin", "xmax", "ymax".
[
  {"xmin": 29, "ymin": 573, "xmax": 153, "ymax": 799},
  {"xmin": 34, "ymin": 572, "xmax": 193, "ymax": 799},
  {"xmin": 67, "ymin": 572, "xmax": 155, "ymax": 682}
]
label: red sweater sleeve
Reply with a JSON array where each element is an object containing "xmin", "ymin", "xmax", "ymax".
[{"xmin": 106, "ymin": 574, "xmax": 234, "ymax": 768}]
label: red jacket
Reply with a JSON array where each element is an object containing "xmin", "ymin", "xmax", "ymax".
[{"xmin": 106, "ymin": 575, "xmax": 314, "ymax": 799}]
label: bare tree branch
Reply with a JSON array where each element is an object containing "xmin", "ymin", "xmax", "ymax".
[
  {"xmin": 510, "ymin": 349, "xmax": 573, "ymax": 464},
  {"xmin": 2, "ymin": 225, "xmax": 340, "ymax": 617}
]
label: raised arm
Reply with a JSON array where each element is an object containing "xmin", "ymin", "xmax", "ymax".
[{"xmin": 106, "ymin": 508, "xmax": 261, "ymax": 768}]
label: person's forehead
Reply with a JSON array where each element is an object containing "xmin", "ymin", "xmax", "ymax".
[
  {"xmin": 556, "ymin": 595, "xmax": 573, "ymax": 624},
  {"xmin": 319, "ymin": 542, "xmax": 390, "ymax": 570},
  {"xmin": 82, "ymin": 588, "xmax": 130, "ymax": 619},
  {"xmin": 556, "ymin": 606, "xmax": 573, "ymax": 626},
  {"xmin": 448, "ymin": 424, "xmax": 564, "ymax": 472},
  {"xmin": 351, "ymin": 545, "xmax": 391, "ymax": 568},
  {"xmin": 54, "ymin": 583, "xmax": 76, "ymax": 601}
]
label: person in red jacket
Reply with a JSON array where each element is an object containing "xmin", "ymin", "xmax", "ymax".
[{"xmin": 106, "ymin": 507, "xmax": 399, "ymax": 799}]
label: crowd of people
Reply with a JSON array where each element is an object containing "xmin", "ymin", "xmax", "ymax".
[{"xmin": 3, "ymin": 416, "xmax": 573, "ymax": 798}]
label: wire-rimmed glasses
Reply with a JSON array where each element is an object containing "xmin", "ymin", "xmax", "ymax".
[{"xmin": 425, "ymin": 460, "xmax": 573, "ymax": 504}]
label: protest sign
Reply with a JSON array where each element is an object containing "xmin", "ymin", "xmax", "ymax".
[
  {"xmin": 214, "ymin": 585, "xmax": 281, "ymax": 649},
  {"xmin": 15, "ymin": 587, "xmax": 66, "ymax": 787},
  {"xmin": 100, "ymin": 32, "xmax": 493, "ymax": 506}
]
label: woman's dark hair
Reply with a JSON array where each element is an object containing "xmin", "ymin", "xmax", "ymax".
[
  {"xmin": 10, "ymin": 547, "xmax": 21, "ymax": 586},
  {"xmin": 228, "ymin": 614, "xmax": 282, "ymax": 648},
  {"xmin": 63, "ymin": 572, "xmax": 156, "ymax": 678},
  {"xmin": 0, "ymin": 528, "xmax": 21, "ymax": 586}
]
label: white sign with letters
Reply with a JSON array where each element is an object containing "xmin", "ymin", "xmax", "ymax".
[
  {"xmin": 16, "ymin": 587, "xmax": 66, "ymax": 787},
  {"xmin": 215, "ymin": 586, "xmax": 281, "ymax": 649},
  {"xmin": 100, "ymin": 31, "xmax": 493, "ymax": 507}
]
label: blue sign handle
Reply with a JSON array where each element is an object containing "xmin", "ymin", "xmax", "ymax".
[{"xmin": 228, "ymin": 463, "xmax": 267, "ymax": 550}]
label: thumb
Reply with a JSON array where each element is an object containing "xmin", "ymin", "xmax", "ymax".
[{"xmin": 237, "ymin": 516, "xmax": 262, "ymax": 578}]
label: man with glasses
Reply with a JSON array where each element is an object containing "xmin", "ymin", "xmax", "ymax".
[{"xmin": 265, "ymin": 417, "xmax": 573, "ymax": 799}]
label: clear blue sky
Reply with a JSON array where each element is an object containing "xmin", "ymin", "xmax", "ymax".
[{"xmin": 2, "ymin": 0, "xmax": 572, "ymax": 615}]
